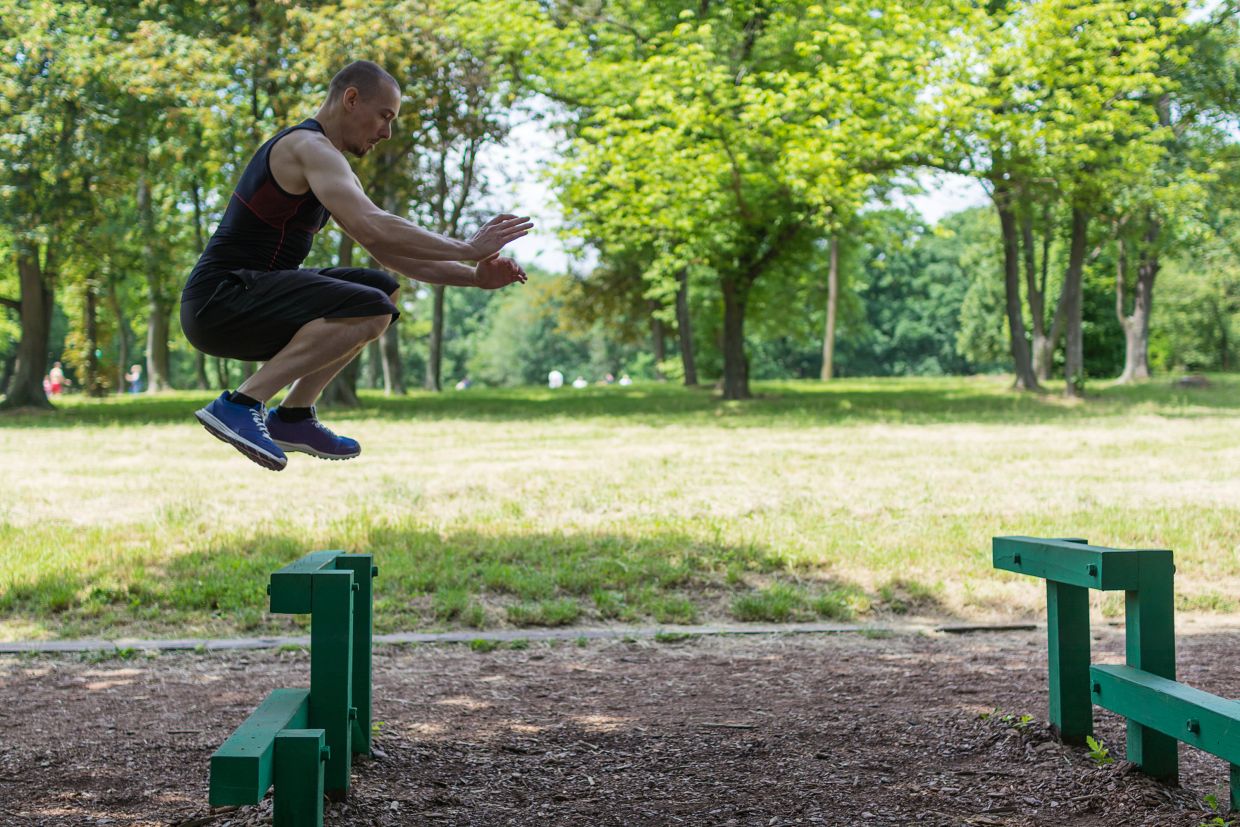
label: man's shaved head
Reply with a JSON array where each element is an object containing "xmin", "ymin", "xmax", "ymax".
[{"xmin": 327, "ymin": 61, "xmax": 400, "ymax": 104}]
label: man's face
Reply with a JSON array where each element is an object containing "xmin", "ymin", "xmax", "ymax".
[{"xmin": 342, "ymin": 81, "xmax": 401, "ymax": 157}]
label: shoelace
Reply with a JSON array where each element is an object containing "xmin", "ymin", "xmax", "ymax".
[{"xmin": 249, "ymin": 406, "xmax": 271, "ymax": 435}]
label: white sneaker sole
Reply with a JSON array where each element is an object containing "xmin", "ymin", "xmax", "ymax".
[
  {"xmin": 272, "ymin": 439, "xmax": 361, "ymax": 461},
  {"xmin": 195, "ymin": 408, "xmax": 288, "ymax": 471}
]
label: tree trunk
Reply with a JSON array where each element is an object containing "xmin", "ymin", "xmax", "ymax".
[
  {"xmin": 381, "ymin": 325, "xmax": 404, "ymax": 395},
  {"xmin": 138, "ymin": 172, "xmax": 173, "ymax": 392},
  {"xmin": 720, "ymin": 277, "xmax": 750, "ymax": 400},
  {"xmin": 84, "ymin": 287, "xmax": 105, "ymax": 397},
  {"xmin": 1, "ymin": 243, "xmax": 54, "ymax": 410},
  {"xmin": 366, "ymin": 340, "xmax": 382, "ymax": 388},
  {"xmin": 426, "ymin": 285, "xmax": 445, "ymax": 391},
  {"xmin": 1061, "ymin": 207, "xmax": 1089, "ymax": 398},
  {"xmin": 215, "ymin": 357, "xmax": 230, "ymax": 389},
  {"xmin": 107, "ymin": 279, "xmax": 129, "ymax": 395},
  {"xmin": 675, "ymin": 268, "xmax": 698, "ymax": 386},
  {"xmin": 650, "ymin": 302, "xmax": 666, "ymax": 380},
  {"xmin": 146, "ymin": 297, "xmax": 173, "ymax": 392},
  {"xmin": 1022, "ymin": 209, "xmax": 1054, "ymax": 381},
  {"xmin": 1116, "ymin": 221, "xmax": 1158, "ymax": 383},
  {"xmin": 993, "ymin": 188, "xmax": 1041, "ymax": 392},
  {"xmin": 321, "ymin": 234, "xmax": 362, "ymax": 407},
  {"xmin": 820, "ymin": 235, "xmax": 839, "ymax": 381},
  {"xmin": 0, "ymin": 349, "xmax": 15, "ymax": 398},
  {"xmin": 194, "ymin": 352, "xmax": 210, "ymax": 389},
  {"xmin": 191, "ymin": 178, "xmax": 210, "ymax": 391}
]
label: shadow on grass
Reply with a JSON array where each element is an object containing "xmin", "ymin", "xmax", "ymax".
[
  {"xmin": 3, "ymin": 374, "xmax": 1238, "ymax": 430},
  {"xmin": 0, "ymin": 524, "xmax": 950, "ymax": 640}
]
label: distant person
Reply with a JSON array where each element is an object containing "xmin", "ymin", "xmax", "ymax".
[
  {"xmin": 179, "ymin": 60, "xmax": 531, "ymax": 471},
  {"xmin": 125, "ymin": 364, "xmax": 143, "ymax": 394},
  {"xmin": 603, "ymin": 373, "xmax": 615, "ymax": 384},
  {"xmin": 548, "ymin": 370, "xmax": 564, "ymax": 389},
  {"xmin": 48, "ymin": 362, "xmax": 68, "ymax": 396},
  {"xmin": 572, "ymin": 376, "xmax": 588, "ymax": 389},
  {"xmin": 618, "ymin": 374, "xmax": 632, "ymax": 386},
  {"xmin": 454, "ymin": 377, "xmax": 472, "ymax": 390}
]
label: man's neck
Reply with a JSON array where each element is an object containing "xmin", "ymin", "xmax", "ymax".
[{"xmin": 312, "ymin": 107, "xmax": 346, "ymax": 153}]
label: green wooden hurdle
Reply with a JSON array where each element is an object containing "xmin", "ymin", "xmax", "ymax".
[
  {"xmin": 209, "ymin": 551, "xmax": 377, "ymax": 825},
  {"xmin": 993, "ymin": 536, "xmax": 1238, "ymax": 812}
]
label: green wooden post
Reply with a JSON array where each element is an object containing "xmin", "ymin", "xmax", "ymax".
[
  {"xmin": 1046, "ymin": 579, "xmax": 1093, "ymax": 744},
  {"xmin": 273, "ymin": 729, "xmax": 327, "ymax": 827},
  {"xmin": 1230, "ymin": 763, "xmax": 1239, "ymax": 813},
  {"xmin": 310, "ymin": 569, "xmax": 355, "ymax": 800},
  {"xmin": 334, "ymin": 554, "xmax": 376, "ymax": 755},
  {"xmin": 1124, "ymin": 550, "xmax": 1178, "ymax": 782}
]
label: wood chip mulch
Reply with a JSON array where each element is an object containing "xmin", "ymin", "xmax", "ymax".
[{"xmin": 0, "ymin": 627, "xmax": 1235, "ymax": 826}]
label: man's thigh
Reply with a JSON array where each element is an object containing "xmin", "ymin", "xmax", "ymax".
[{"xmin": 181, "ymin": 267, "xmax": 400, "ymax": 362}]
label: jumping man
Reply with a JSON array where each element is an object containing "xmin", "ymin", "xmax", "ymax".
[{"xmin": 180, "ymin": 60, "xmax": 531, "ymax": 470}]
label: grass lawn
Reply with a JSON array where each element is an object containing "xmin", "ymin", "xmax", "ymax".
[{"xmin": 1, "ymin": 374, "xmax": 1238, "ymax": 641}]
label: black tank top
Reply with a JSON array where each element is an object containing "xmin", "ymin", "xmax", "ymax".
[{"xmin": 185, "ymin": 119, "xmax": 332, "ymax": 296}]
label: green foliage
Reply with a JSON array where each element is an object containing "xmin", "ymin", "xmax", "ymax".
[
  {"xmin": 835, "ymin": 209, "xmax": 994, "ymax": 377},
  {"xmin": 1085, "ymin": 735, "xmax": 1114, "ymax": 765}
]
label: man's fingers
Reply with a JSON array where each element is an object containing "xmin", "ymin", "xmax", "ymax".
[{"xmin": 496, "ymin": 217, "xmax": 533, "ymax": 231}]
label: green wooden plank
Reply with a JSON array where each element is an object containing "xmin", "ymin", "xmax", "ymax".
[
  {"xmin": 1046, "ymin": 580, "xmax": 1093, "ymax": 743},
  {"xmin": 309, "ymin": 569, "xmax": 354, "ymax": 800},
  {"xmin": 209, "ymin": 688, "xmax": 310, "ymax": 806},
  {"xmin": 1231, "ymin": 763, "xmax": 1238, "ymax": 813},
  {"xmin": 992, "ymin": 536, "xmax": 1154, "ymax": 590},
  {"xmin": 269, "ymin": 551, "xmax": 345, "ymax": 614},
  {"xmin": 1124, "ymin": 556, "xmax": 1179, "ymax": 780},
  {"xmin": 273, "ymin": 729, "xmax": 327, "ymax": 827},
  {"xmin": 1090, "ymin": 665, "xmax": 1240, "ymax": 766},
  {"xmin": 334, "ymin": 555, "xmax": 376, "ymax": 755}
]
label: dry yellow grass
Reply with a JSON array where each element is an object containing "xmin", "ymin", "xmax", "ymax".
[{"xmin": 1, "ymin": 376, "xmax": 1237, "ymax": 640}]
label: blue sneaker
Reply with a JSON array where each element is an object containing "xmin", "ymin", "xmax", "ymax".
[
  {"xmin": 266, "ymin": 406, "xmax": 361, "ymax": 461},
  {"xmin": 194, "ymin": 391, "xmax": 288, "ymax": 471}
]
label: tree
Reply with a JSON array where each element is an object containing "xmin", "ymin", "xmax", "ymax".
[
  {"xmin": 542, "ymin": 2, "xmax": 955, "ymax": 398},
  {"xmin": 0, "ymin": 2, "xmax": 108, "ymax": 409},
  {"xmin": 1114, "ymin": 3, "xmax": 1239, "ymax": 382}
]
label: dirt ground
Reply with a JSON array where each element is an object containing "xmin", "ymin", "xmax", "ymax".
[{"xmin": 0, "ymin": 626, "xmax": 1236, "ymax": 827}]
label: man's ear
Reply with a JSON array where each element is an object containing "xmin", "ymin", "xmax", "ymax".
[{"xmin": 342, "ymin": 87, "xmax": 358, "ymax": 111}]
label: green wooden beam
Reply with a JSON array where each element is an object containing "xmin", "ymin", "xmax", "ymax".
[
  {"xmin": 273, "ymin": 729, "xmax": 328, "ymax": 827},
  {"xmin": 1124, "ymin": 554, "xmax": 1179, "ymax": 781},
  {"xmin": 333, "ymin": 554, "xmax": 376, "ymax": 755},
  {"xmin": 309, "ymin": 568, "xmax": 355, "ymax": 801},
  {"xmin": 1090, "ymin": 665, "xmax": 1240, "ymax": 767},
  {"xmin": 209, "ymin": 688, "xmax": 310, "ymax": 806},
  {"xmin": 269, "ymin": 551, "xmax": 345, "ymax": 614},
  {"xmin": 992, "ymin": 536, "xmax": 1162, "ymax": 590},
  {"xmin": 1046, "ymin": 579, "xmax": 1093, "ymax": 744}
]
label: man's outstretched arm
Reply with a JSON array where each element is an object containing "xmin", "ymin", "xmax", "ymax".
[
  {"xmin": 296, "ymin": 133, "xmax": 532, "ymax": 262},
  {"xmin": 375, "ymin": 253, "xmax": 527, "ymax": 290}
]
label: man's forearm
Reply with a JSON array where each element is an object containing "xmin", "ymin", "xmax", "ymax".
[
  {"xmin": 359, "ymin": 213, "xmax": 477, "ymax": 263},
  {"xmin": 377, "ymin": 253, "xmax": 478, "ymax": 287}
]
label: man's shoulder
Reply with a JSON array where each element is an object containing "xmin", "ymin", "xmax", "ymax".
[{"xmin": 279, "ymin": 127, "xmax": 337, "ymax": 159}]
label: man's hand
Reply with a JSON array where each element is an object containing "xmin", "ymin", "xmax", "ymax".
[
  {"xmin": 468, "ymin": 214, "xmax": 534, "ymax": 259},
  {"xmin": 473, "ymin": 255, "xmax": 528, "ymax": 290}
]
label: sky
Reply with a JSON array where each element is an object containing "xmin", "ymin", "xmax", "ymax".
[{"xmin": 478, "ymin": 112, "xmax": 991, "ymax": 274}]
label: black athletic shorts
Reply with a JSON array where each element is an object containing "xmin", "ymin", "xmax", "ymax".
[{"xmin": 180, "ymin": 267, "xmax": 400, "ymax": 362}]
